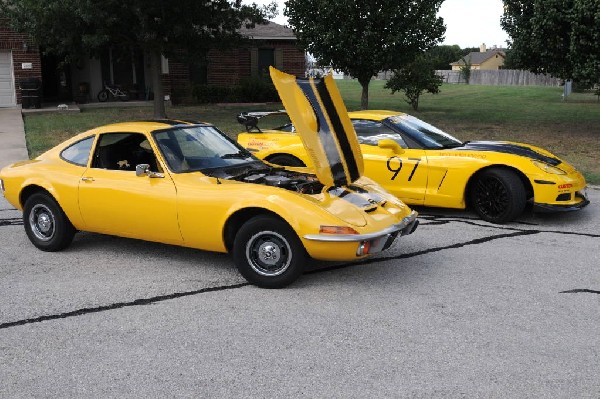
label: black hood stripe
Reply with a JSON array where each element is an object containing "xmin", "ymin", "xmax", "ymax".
[
  {"xmin": 454, "ymin": 141, "xmax": 561, "ymax": 166},
  {"xmin": 314, "ymin": 79, "xmax": 360, "ymax": 182},
  {"xmin": 297, "ymin": 79, "xmax": 347, "ymax": 186}
]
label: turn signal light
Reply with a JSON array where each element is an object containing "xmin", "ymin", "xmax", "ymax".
[{"xmin": 319, "ymin": 225, "xmax": 359, "ymax": 235}]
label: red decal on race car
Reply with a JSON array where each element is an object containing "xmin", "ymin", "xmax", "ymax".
[{"xmin": 558, "ymin": 184, "xmax": 573, "ymax": 189}]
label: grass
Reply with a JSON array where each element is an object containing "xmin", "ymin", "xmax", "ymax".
[{"xmin": 23, "ymin": 81, "xmax": 600, "ymax": 184}]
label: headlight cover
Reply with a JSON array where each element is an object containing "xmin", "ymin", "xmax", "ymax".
[{"xmin": 532, "ymin": 160, "xmax": 566, "ymax": 175}]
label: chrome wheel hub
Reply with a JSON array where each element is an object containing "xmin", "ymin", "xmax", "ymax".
[
  {"xmin": 258, "ymin": 243, "xmax": 281, "ymax": 266},
  {"xmin": 246, "ymin": 231, "xmax": 292, "ymax": 277},
  {"xmin": 29, "ymin": 204, "xmax": 55, "ymax": 242}
]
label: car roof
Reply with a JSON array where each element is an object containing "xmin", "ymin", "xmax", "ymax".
[
  {"xmin": 347, "ymin": 110, "xmax": 405, "ymax": 120},
  {"xmin": 99, "ymin": 119, "xmax": 212, "ymax": 131}
]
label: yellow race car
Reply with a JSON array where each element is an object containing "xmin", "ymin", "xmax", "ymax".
[
  {"xmin": 0, "ymin": 69, "xmax": 418, "ymax": 288},
  {"xmin": 238, "ymin": 109, "xmax": 589, "ymax": 223}
]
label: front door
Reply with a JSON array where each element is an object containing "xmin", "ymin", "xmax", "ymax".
[{"xmin": 78, "ymin": 132, "xmax": 182, "ymax": 243}]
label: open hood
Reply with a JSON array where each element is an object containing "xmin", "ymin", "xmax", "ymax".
[{"xmin": 269, "ymin": 67, "xmax": 363, "ymax": 187}]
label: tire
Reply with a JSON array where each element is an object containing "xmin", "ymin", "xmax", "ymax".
[
  {"xmin": 23, "ymin": 193, "xmax": 76, "ymax": 251},
  {"xmin": 233, "ymin": 215, "xmax": 306, "ymax": 288},
  {"xmin": 97, "ymin": 90, "xmax": 109, "ymax": 102},
  {"xmin": 119, "ymin": 92, "xmax": 130, "ymax": 102},
  {"xmin": 267, "ymin": 154, "xmax": 305, "ymax": 167},
  {"xmin": 469, "ymin": 168, "xmax": 527, "ymax": 224}
]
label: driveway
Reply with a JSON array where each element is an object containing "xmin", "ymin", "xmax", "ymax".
[{"xmin": 1, "ymin": 187, "xmax": 598, "ymax": 397}]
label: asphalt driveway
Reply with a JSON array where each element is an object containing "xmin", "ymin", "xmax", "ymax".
[{"xmin": 1, "ymin": 188, "xmax": 598, "ymax": 397}]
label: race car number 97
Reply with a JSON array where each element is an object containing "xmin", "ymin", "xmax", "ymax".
[{"xmin": 387, "ymin": 156, "xmax": 421, "ymax": 181}]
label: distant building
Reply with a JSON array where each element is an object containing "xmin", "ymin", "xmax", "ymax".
[{"xmin": 450, "ymin": 43, "xmax": 505, "ymax": 71}]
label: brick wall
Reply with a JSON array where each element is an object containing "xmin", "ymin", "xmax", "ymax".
[
  {"xmin": 207, "ymin": 40, "xmax": 305, "ymax": 87},
  {"xmin": 0, "ymin": 20, "xmax": 42, "ymax": 105}
]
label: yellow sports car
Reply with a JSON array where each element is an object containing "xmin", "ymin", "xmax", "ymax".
[
  {"xmin": 0, "ymin": 69, "xmax": 418, "ymax": 288},
  {"xmin": 238, "ymin": 109, "xmax": 589, "ymax": 223}
]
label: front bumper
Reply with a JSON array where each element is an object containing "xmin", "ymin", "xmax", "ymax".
[
  {"xmin": 303, "ymin": 211, "xmax": 419, "ymax": 256},
  {"xmin": 533, "ymin": 189, "xmax": 590, "ymax": 213}
]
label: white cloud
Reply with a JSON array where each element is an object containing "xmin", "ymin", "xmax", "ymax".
[{"xmin": 246, "ymin": 0, "xmax": 510, "ymax": 48}]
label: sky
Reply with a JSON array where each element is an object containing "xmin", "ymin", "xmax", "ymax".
[{"xmin": 245, "ymin": 0, "xmax": 510, "ymax": 48}]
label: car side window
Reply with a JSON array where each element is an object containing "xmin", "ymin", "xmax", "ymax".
[
  {"xmin": 352, "ymin": 119, "xmax": 408, "ymax": 148},
  {"xmin": 60, "ymin": 136, "xmax": 94, "ymax": 166},
  {"xmin": 91, "ymin": 132, "xmax": 161, "ymax": 172}
]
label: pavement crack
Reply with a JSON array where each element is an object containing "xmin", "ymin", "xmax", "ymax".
[
  {"xmin": 0, "ymin": 218, "xmax": 23, "ymax": 227},
  {"xmin": 308, "ymin": 230, "xmax": 540, "ymax": 274},
  {"xmin": 0, "ymin": 282, "xmax": 249, "ymax": 330},
  {"xmin": 560, "ymin": 289, "xmax": 600, "ymax": 294}
]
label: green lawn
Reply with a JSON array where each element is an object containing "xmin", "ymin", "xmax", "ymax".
[{"xmin": 24, "ymin": 81, "xmax": 600, "ymax": 184}]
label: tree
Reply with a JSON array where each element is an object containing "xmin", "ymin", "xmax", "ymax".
[
  {"xmin": 501, "ymin": 0, "xmax": 600, "ymax": 85},
  {"xmin": 384, "ymin": 54, "xmax": 443, "ymax": 111},
  {"xmin": 1, "ymin": 0, "xmax": 273, "ymax": 118},
  {"xmin": 285, "ymin": 0, "xmax": 445, "ymax": 110},
  {"xmin": 427, "ymin": 45, "xmax": 463, "ymax": 70},
  {"xmin": 459, "ymin": 57, "xmax": 472, "ymax": 84}
]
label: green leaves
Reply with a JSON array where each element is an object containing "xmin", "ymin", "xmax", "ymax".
[
  {"xmin": 501, "ymin": 0, "xmax": 600, "ymax": 85},
  {"xmin": 384, "ymin": 54, "xmax": 443, "ymax": 111},
  {"xmin": 286, "ymin": 0, "xmax": 445, "ymax": 109}
]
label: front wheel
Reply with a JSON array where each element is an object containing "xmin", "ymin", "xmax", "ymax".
[
  {"xmin": 233, "ymin": 215, "xmax": 306, "ymax": 288},
  {"xmin": 469, "ymin": 168, "xmax": 526, "ymax": 224},
  {"xmin": 118, "ymin": 92, "xmax": 130, "ymax": 102},
  {"xmin": 23, "ymin": 193, "xmax": 75, "ymax": 251},
  {"xmin": 97, "ymin": 90, "xmax": 109, "ymax": 102}
]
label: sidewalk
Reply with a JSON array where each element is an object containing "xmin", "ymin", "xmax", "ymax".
[{"xmin": 0, "ymin": 107, "xmax": 28, "ymax": 169}]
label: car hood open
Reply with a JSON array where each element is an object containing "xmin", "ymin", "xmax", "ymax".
[{"xmin": 269, "ymin": 67, "xmax": 364, "ymax": 187}]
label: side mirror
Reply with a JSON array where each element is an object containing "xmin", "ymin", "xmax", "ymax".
[
  {"xmin": 136, "ymin": 164, "xmax": 164, "ymax": 178},
  {"xmin": 378, "ymin": 139, "xmax": 405, "ymax": 154}
]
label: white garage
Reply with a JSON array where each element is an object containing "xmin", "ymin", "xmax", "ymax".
[{"xmin": 0, "ymin": 51, "xmax": 16, "ymax": 107}]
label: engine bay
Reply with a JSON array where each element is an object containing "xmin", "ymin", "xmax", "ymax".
[{"xmin": 238, "ymin": 169, "xmax": 325, "ymax": 194}]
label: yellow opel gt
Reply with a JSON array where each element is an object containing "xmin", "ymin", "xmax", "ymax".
[
  {"xmin": 238, "ymin": 109, "xmax": 589, "ymax": 223},
  {"xmin": 0, "ymin": 71, "xmax": 418, "ymax": 288}
]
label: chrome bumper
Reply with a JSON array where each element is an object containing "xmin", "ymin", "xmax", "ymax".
[{"xmin": 303, "ymin": 211, "xmax": 419, "ymax": 243}]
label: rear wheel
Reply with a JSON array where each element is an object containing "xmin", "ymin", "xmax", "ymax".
[
  {"xmin": 233, "ymin": 215, "xmax": 306, "ymax": 288},
  {"xmin": 267, "ymin": 154, "xmax": 305, "ymax": 167},
  {"xmin": 469, "ymin": 168, "xmax": 526, "ymax": 224},
  {"xmin": 23, "ymin": 193, "xmax": 75, "ymax": 251},
  {"xmin": 97, "ymin": 90, "xmax": 109, "ymax": 102}
]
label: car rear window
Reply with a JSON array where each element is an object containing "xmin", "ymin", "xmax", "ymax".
[{"xmin": 60, "ymin": 136, "xmax": 94, "ymax": 166}]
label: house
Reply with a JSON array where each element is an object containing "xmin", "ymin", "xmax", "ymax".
[
  {"xmin": 0, "ymin": 20, "xmax": 305, "ymax": 108},
  {"xmin": 450, "ymin": 44, "xmax": 505, "ymax": 71},
  {"xmin": 0, "ymin": 20, "xmax": 41, "ymax": 107}
]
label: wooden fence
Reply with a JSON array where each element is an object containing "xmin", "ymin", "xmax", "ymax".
[{"xmin": 435, "ymin": 69, "xmax": 561, "ymax": 86}]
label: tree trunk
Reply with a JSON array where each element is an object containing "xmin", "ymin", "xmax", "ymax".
[
  {"xmin": 358, "ymin": 77, "xmax": 370, "ymax": 110},
  {"xmin": 150, "ymin": 50, "xmax": 166, "ymax": 119}
]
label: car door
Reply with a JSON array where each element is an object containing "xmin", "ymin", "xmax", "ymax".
[
  {"xmin": 353, "ymin": 119, "xmax": 428, "ymax": 203},
  {"xmin": 78, "ymin": 131, "xmax": 182, "ymax": 243}
]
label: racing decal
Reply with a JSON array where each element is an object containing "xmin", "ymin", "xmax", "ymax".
[
  {"xmin": 452, "ymin": 141, "xmax": 561, "ymax": 166},
  {"xmin": 386, "ymin": 156, "xmax": 422, "ymax": 181},
  {"xmin": 269, "ymin": 67, "xmax": 363, "ymax": 187}
]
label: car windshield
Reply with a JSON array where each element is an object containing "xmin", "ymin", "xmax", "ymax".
[
  {"xmin": 386, "ymin": 115, "xmax": 463, "ymax": 149},
  {"xmin": 153, "ymin": 125, "xmax": 259, "ymax": 173}
]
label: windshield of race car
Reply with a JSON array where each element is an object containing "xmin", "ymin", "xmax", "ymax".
[
  {"xmin": 386, "ymin": 115, "xmax": 463, "ymax": 149},
  {"xmin": 153, "ymin": 125, "xmax": 258, "ymax": 173}
]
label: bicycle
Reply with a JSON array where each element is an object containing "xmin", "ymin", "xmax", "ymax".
[{"xmin": 97, "ymin": 83, "xmax": 130, "ymax": 102}]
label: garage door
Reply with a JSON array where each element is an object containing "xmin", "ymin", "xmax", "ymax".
[{"xmin": 0, "ymin": 51, "xmax": 16, "ymax": 107}]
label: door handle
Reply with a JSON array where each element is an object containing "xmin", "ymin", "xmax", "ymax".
[{"xmin": 81, "ymin": 177, "xmax": 95, "ymax": 182}]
